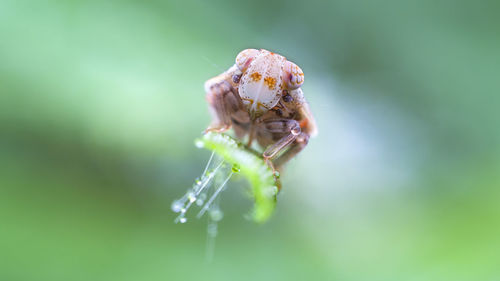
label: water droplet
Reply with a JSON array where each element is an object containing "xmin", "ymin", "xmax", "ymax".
[
  {"xmin": 171, "ymin": 200, "xmax": 183, "ymax": 213},
  {"xmin": 199, "ymin": 193, "xmax": 207, "ymax": 201},
  {"xmin": 209, "ymin": 208, "xmax": 224, "ymax": 221},
  {"xmin": 179, "ymin": 217, "xmax": 187, "ymax": 223},
  {"xmin": 187, "ymin": 192, "xmax": 196, "ymax": 203},
  {"xmin": 231, "ymin": 164, "xmax": 240, "ymax": 173},
  {"xmin": 196, "ymin": 198, "xmax": 204, "ymax": 206},
  {"xmin": 195, "ymin": 140, "xmax": 204, "ymax": 148}
]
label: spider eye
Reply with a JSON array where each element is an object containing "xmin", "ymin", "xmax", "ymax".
[
  {"xmin": 284, "ymin": 61, "xmax": 304, "ymax": 89},
  {"xmin": 236, "ymin": 49, "xmax": 259, "ymax": 71}
]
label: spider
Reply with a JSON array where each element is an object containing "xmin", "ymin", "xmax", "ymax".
[{"xmin": 204, "ymin": 49, "xmax": 317, "ymax": 175}]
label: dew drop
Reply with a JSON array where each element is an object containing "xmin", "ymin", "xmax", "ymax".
[
  {"xmin": 231, "ymin": 164, "xmax": 240, "ymax": 173},
  {"xmin": 171, "ymin": 200, "xmax": 183, "ymax": 213},
  {"xmin": 209, "ymin": 209, "xmax": 224, "ymax": 222},
  {"xmin": 187, "ymin": 192, "xmax": 196, "ymax": 203},
  {"xmin": 195, "ymin": 140, "xmax": 204, "ymax": 148},
  {"xmin": 196, "ymin": 198, "xmax": 204, "ymax": 206}
]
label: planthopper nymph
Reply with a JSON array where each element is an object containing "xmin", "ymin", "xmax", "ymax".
[
  {"xmin": 172, "ymin": 49, "xmax": 317, "ymax": 227},
  {"xmin": 204, "ymin": 49, "xmax": 317, "ymax": 175}
]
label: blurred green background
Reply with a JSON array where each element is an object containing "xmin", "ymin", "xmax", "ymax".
[{"xmin": 1, "ymin": 0, "xmax": 499, "ymax": 280}]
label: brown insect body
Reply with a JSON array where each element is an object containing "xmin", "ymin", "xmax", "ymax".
[{"xmin": 204, "ymin": 49, "xmax": 317, "ymax": 174}]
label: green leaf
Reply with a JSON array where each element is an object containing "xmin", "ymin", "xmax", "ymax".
[{"xmin": 195, "ymin": 132, "xmax": 278, "ymax": 223}]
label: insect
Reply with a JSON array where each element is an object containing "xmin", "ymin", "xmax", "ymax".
[{"xmin": 204, "ymin": 49, "xmax": 317, "ymax": 176}]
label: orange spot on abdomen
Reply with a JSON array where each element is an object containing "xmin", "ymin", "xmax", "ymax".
[
  {"xmin": 264, "ymin": 76, "xmax": 277, "ymax": 90},
  {"xmin": 299, "ymin": 118, "xmax": 309, "ymax": 129},
  {"xmin": 250, "ymin": 72, "xmax": 262, "ymax": 81}
]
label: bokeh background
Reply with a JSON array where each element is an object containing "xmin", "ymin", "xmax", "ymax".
[{"xmin": 1, "ymin": 0, "xmax": 499, "ymax": 280}]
